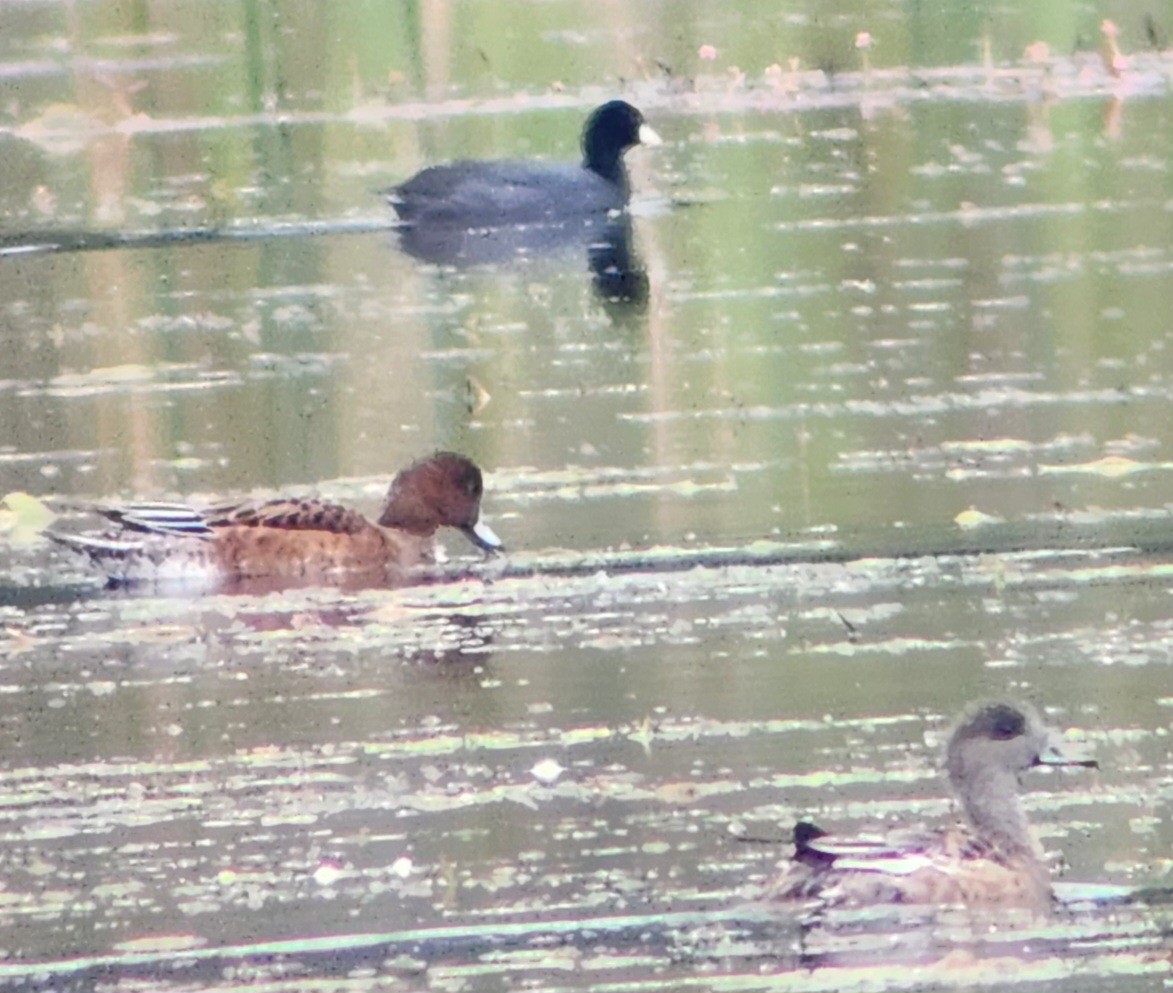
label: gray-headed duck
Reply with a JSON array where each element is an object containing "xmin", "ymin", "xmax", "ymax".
[{"xmin": 764, "ymin": 702, "xmax": 1097, "ymax": 910}]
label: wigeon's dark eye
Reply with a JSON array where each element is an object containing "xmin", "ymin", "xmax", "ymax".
[{"xmin": 984, "ymin": 705, "xmax": 1026, "ymax": 740}]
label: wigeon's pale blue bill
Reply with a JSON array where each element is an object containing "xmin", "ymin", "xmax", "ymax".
[{"xmin": 465, "ymin": 518, "xmax": 503, "ymax": 552}]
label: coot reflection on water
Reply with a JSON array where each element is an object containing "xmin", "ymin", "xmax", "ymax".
[
  {"xmin": 395, "ymin": 215, "xmax": 649, "ymax": 307},
  {"xmin": 384, "ymin": 100, "xmax": 660, "ymax": 227}
]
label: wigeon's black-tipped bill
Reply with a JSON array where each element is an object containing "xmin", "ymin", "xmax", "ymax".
[{"xmin": 464, "ymin": 518, "xmax": 503, "ymax": 553}]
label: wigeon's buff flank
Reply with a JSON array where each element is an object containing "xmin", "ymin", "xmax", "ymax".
[
  {"xmin": 46, "ymin": 452, "xmax": 501, "ymax": 589},
  {"xmin": 764, "ymin": 702, "xmax": 1097, "ymax": 910}
]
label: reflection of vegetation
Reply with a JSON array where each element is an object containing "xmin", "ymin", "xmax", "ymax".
[{"xmin": 0, "ymin": 491, "xmax": 55, "ymax": 544}]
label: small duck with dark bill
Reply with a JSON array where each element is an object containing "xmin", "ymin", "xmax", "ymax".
[
  {"xmin": 385, "ymin": 100, "xmax": 660, "ymax": 228},
  {"xmin": 46, "ymin": 451, "xmax": 501, "ymax": 588},
  {"xmin": 764, "ymin": 702, "xmax": 1098, "ymax": 910}
]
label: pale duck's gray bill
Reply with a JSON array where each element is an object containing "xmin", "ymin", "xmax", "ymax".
[{"xmin": 1036, "ymin": 729, "xmax": 1098, "ymax": 769}]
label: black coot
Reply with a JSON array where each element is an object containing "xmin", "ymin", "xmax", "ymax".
[{"xmin": 385, "ymin": 100, "xmax": 660, "ymax": 227}]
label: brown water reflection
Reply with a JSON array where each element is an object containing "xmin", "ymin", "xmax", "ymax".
[{"xmin": 2, "ymin": 1, "xmax": 1173, "ymax": 990}]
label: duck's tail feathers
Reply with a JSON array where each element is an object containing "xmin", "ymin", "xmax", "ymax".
[
  {"xmin": 793, "ymin": 821, "xmax": 828, "ymax": 853},
  {"xmin": 43, "ymin": 529, "xmax": 146, "ymax": 562},
  {"xmin": 792, "ymin": 821, "xmax": 839, "ymax": 870},
  {"xmin": 380, "ymin": 194, "xmax": 420, "ymax": 228}
]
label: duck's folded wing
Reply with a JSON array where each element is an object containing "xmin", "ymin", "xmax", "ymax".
[
  {"xmin": 803, "ymin": 828, "xmax": 949, "ymax": 875},
  {"xmin": 205, "ymin": 499, "xmax": 371, "ymax": 535},
  {"xmin": 393, "ymin": 162, "xmax": 612, "ymax": 223}
]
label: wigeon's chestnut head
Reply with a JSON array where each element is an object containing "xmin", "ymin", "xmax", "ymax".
[
  {"xmin": 46, "ymin": 451, "xmax": 501, "ymax": 590},
  {"xmin": 378, "ymin": 451, "xmax": 500, "ymax": 552},
  {"xmin": 764, "ymin": 701, "xmax": 1097, "ymax": 911}
]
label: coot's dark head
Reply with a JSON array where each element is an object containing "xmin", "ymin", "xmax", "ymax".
[{"xmin": 581, "ymin": 100, "xmax": 661, "ymax": 185}]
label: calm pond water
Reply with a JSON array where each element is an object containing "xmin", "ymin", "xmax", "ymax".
[{"xmin": 0, "ymin": 1, "xmax": 1171, "ymax": 990}]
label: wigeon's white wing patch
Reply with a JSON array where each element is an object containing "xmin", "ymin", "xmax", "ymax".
[
  {"xmin": 806, "ymin": 830, "xmax": 937, "ymax": 860},
  {"xmin": 805, "ymin": 826, "xmax": 963, "ymax": 878},
  {"xmin": 103, "ymin": 502, "xmax": 215, "ymax": 538},
  {"xmin": 808, "ymin": 835, "xmax": 905, "ymax": 857},
  {"xmin": 833, "ymin": 853, "xmax": 938, "ymax": 876}
]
